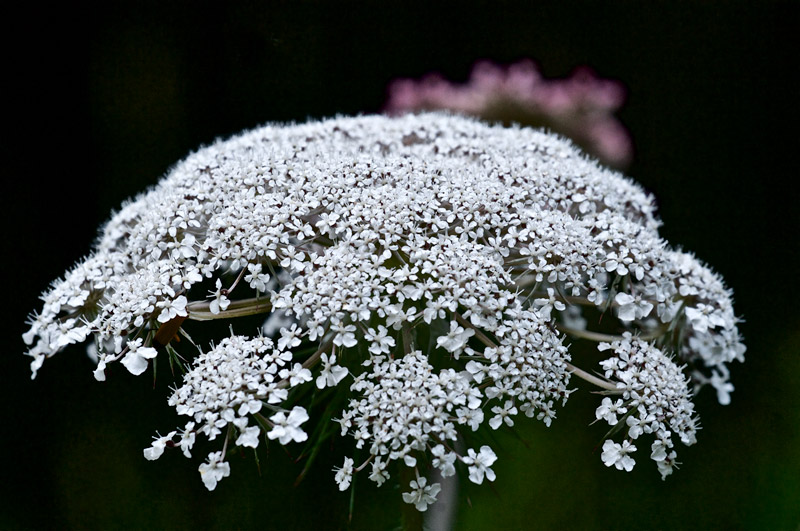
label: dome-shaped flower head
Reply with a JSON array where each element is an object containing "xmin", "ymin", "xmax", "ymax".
[{"xmin": 24, "ymin": 113, "xmax": 744, "ymax": 508}]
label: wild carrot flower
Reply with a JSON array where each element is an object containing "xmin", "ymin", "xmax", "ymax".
[{"xmin": 24, "ymin": 113, "xmax": 744, "ymax": 508}]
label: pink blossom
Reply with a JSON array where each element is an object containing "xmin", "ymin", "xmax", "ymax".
[{"xmin": 385, "ymin": 59, "xmax": 632, "ymax": 168}]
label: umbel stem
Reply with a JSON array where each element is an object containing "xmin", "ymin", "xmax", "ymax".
[
  {"xmin": 186, "ymin": 297, "xmax": 272, "ymax": 321},
  {"xmin": 454, "ymin": 311, "xmax": 620, "ymax": 392}
]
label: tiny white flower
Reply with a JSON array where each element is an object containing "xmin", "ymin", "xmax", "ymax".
[
  {"xmin": 208, "ymin": 279, "xmax": 231, "ymax": 315},
  {"xmin": 198, "ymin": 451, "xmax": 231, "ymax": 491},
  {"xmin": 332, "ymin": 322, "xmax": 358, "ymax": 348},
  {"xmin": 156, "ymin": 295, "xmax": 188, "ymax": 323},
  {"xmin": 402, "ymin": 476, "xmax": 441, "ymax": 512},
  {"xmin": 236, "ymin": 425, "xmax": 261, "ymax": 448},
  {"xmin": 431, "ymin": 445, "xmax": 457, "ymax": 477},
  {"xmin": 238, "ymin": 399, "xmax": 263, "ymax": 416},
  {"xmin": 369, "ymin": 457, "xmax": 390, "ymax": 486},
  {"xmin": 465, "ymin": 359, "xmax": 486, "ymax": 383},
  {"xmin": 120, "ymin": 339, "xmax": 158, "ymax": 376},
  {"xmin": 143, "ymin": 431, "xmax": 176, "ymax": 461},
  {"xmin": 614, "ymin": 292, "xmax": 653, "ymax": 322},
  {"xmin": 463, "ymin": 445, "xmax": 497, "ymax": 484},
  {"xmin": 279, "ymin": 363, "xmax": 312, "ymax": 387},
  {"xmin": 533, "ymin": 288, "xmax": 566, "ymax": 319},
  {"xmin": 595, "ymin": 397, "xmax": 627, "ymax": 425},
  {"xmin": 334, "ymin": 457, "xmax": 354, "ymax": 491},
  {"xmin": 436, "ymin": 320, "xmax": 475, "ymax": 356},
  {"xmin": 244, "ymin": 263, "xmax": 270, "ymax": 293},
  {"xmin": 650, "ymin": 440, "xmax": 669, "ymax": 462},
  {"xmin": 656, "ymin": 451, "xmax": 679, "ymax": 480},
  {"xmin": 489, "ymin": 400, "xmax": 518, "ymax": 430},
  {"xmin": 601, "ymin": 439, "xmax": 637, "ymax": 472},
  {"xmin": 267, "ymin": 406, "xmax": 310, "ymax": 444},
  {"xmin": 685, "ymin": 303, "xmax": 726, "ymax": 333},
  {"xmin": 277, "ymin": 323, "xmax": 302, "ymax": 351},
  {"xmin": 316, "ymin": 352, "xmax": 349, "ymax": 389},
  {"xmin": 179, "ymin": 423, "xmax": 196, "ymax": 458},
  {"xmin": 626, "ymin": 415, "xmax": 645, "ymax": 440},
  {"xmin": 364, "ymin": 325, "xmax": 396, "ymax": 355}
]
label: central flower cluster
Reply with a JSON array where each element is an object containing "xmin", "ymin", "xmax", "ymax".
[{"xmin": 24, "ymin": 113, "xmax": 744, "ymax": 508}]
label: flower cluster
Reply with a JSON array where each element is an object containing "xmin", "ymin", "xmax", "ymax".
[
  {"xmin": 384, "ymin": 59, "xmax": 633, "ymax": 168},
  {"xmin": 596, "ymin": 333, "xmax": 698, "ymax": 479},
  {"xmin": 24, "ymin": 113, "xmax": 744, "ymax": 510},
  {"xmin": 142, "ymin": 335, "xmax": 314, "ymax": 483},
  {"xmin": 341, "ymin": 352, "xmax": 482, "ymax": 469}
]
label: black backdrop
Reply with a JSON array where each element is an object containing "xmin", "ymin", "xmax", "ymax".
[{"xmin": 4, "ymin": 2, "xmax": 798, "ymax": 529}]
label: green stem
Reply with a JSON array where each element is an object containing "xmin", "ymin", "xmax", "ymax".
[
  {"xmin": 402, "ymin": 323, "xmax": 413, "ymax": 355},
  {"xmin": 555, "ymin": 323, "xmax": 667, "ymax": 343},
  {"xmin": 301, "ymin": 338, "xmax": 334, "ymax": 371},
  {"xmin": 186, "ymin": 297, "xmax": 272, "ymax": 321},
  {"xmin": 274, "ymin": 337, "xmax": 335, "ymax": 390},
  {"xmin": 224, "ymin": 267, "xmax": 248, "ymax": 294},
  {"xmin": 454, "ymin": 312, "xmax": 620, "ymax": 393},
  {"xmin": 564, "ymin": 362, "xmax": 619, "ymax": 392},
  {"xmin": 454, "ymin": 313, "xmax": 496, "ymax": 350}
]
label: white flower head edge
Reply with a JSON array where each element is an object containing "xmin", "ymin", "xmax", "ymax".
[{"xmin": 25, "ymin": 113, "xmax": 744, "ymax": 504}]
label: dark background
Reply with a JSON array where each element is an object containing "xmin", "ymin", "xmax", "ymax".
[{"xmin": 4, "ymin": 2, "xmax": 798, "ymax": 529}]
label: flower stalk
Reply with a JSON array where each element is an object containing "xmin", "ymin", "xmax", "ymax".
[{"xmin": 187, "ymin": 297, "xmax": 272, "ymax": 321}]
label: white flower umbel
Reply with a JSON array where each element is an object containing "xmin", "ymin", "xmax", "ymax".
[
  {"xmin": 339, "ymin": 351, "xmax": 488, "ymax": 483},
  {"xmin": 596, "ymin": 333, "xmax": 697, "ymax": 478},
  {"xmin": 24, "ymin": 113, "xmax": 745, "ymax": 511}
]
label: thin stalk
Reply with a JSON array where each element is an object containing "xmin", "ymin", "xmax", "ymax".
[
  {"xmin": 221, "ymin": 424, "xmax": 233, "ymax": 456},
  {"xmin": 555, "ymin": 323, "xmax": 667, "ymax": 343},
  {"xmin": 454, "ymin": 312, "xmax": 619, "ymax": 393},
  {"xmin": 565, "ymin": 362, "xmax": 619, "ymax": 392},
  {"xmin": 224, "ymin": 267, "xmax": 248, "ymax": 295},
  {"xmin": 454, "ymin": 313, "xmax": 496, "ymax": 349},
  {"xmin": 301, "ymin": 337, "xmax": 335, "ymax": 371},
  {"xmin": 402, "ymin": 323, "xmax": 413, "ymax": 355},
  {"xmin": 186, "ymin": 297, "xmax": 272, "ymax": 321},
  {"xmin": 274, "ymin": 336, "xmax": 335, "ymax": 391}
]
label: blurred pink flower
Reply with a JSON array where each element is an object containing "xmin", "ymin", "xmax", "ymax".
[{"xmin": 384, "ymin": 59, "xmax": 633, "ymax": 169}]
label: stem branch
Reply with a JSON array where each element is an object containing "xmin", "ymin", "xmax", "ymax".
[
  {"xmin": 555, "ymin": 323, "xmax": 667, "ymax": 343},
  {"xmin": 565, "ymin": 362, "xmax": 619, "ymax": 392},
  {"xmin": 186, "ymin": 297, "xmax": 272, "ymax": 321}
]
